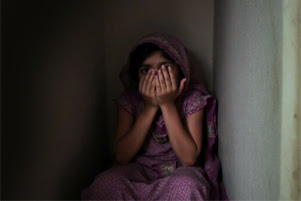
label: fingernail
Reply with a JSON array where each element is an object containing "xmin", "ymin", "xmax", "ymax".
[
  {"xmin": 154, "ymin": 75, "xmax": 158, "ymax": 79},
  {"xmin": 168, "ymin": 66, "xmax": 171, "ymax": 70},
  {"xmin": 158, "ymin": 69, "xmax": 161, "ymax": 73},
  {"xmin": 162, "ymin": 65, "xmax": 165, "ymax": 69}
]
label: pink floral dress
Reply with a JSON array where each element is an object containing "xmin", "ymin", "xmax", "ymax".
[{"xmin": 81, "ymin": 33, "xmax": 228, "ymax": 200}]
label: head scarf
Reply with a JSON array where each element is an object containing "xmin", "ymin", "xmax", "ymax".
[
  {"xmin": 117, "ymin": 32, "xmax": 228, "ymax": 200},
  {"xmin": 119, "ymin": 32, "xmax": 207, "ymax": 94}
]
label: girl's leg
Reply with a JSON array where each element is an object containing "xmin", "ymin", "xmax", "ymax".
[{"xmin": 162, "ymin": 166, "xmax": 211, "ymax": 200}]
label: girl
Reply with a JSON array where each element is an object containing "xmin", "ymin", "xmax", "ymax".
[{"xmin": 81, "ymin": 33, "xmax": 228, "ymax": 200}]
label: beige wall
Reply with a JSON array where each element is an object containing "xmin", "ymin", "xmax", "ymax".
[
  {"xmin": 214, "ymin": 0, "xmax": 284, "ymax": 199},
  {"xmin": 280, "ymin": 0, "xmax": 300, "ymax": 199},
  {"xmin": 3, "ymin": 0, "xmax": 106, "ymax": 199},
  {"xmin": 214, "ymin": 1, "xmax": 300, "ymax": 199}
]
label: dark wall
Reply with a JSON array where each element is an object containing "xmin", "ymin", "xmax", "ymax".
[{"xmin": 2, "ymin": 0, "xmax": 110, "ymax": 199}]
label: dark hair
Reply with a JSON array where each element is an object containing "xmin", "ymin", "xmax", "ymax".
[{"xmin": 128, "ymin": 43, "xmax": 184, "ymax": 89}]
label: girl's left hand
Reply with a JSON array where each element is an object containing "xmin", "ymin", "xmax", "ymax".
[{"xmin": 155, "ymin": 65, "xmax": 186, "ymax": 106}]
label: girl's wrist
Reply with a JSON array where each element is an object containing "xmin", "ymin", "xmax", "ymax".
[
  {"xmin": 159, "ymin": 102, "xmax": 176, "ymax": 111},
  {"xmin": 144, "ymin": 104, "xmax": 159, "ymax": 111}
]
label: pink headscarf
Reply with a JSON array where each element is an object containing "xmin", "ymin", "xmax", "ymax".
[
  {"xmin": 120, "ymin": 32, "xmax": 208, "ymax": 94},
  {"xmin": 117, "ymin": 32, "xmax": 228, "ymax": 200}
]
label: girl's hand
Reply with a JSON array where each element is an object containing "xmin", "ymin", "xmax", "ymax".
[
  {"xmin": 139, "ymin": 68, "xmax": 159, "ymax": 108},
  {"xmin": 155, "ymin": 65, "xmax": 186, "ymax": 106}
]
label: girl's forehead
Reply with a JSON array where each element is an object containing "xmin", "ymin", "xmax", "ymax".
[{"xmin": 143, "ymin": 51, "xmax": 170, "ymax": 64}]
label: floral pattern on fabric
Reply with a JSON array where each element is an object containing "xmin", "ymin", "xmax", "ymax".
[
  {"xmin": 181, "ymin": 88, "xmax": 207, "ymax": 117},
  {"xmin": 161, "ymin": 162, "xmax": 175, "ymax": 177},
  {"xmin": 207, "ymin": 122, "xmax": 214, "ymax": 138}
]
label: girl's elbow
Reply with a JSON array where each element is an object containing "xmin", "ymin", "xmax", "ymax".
[
  {"xmin": 180, "ymin": 152, "xmax": 199, "ymax": 167},
  {"xmin": 115, "ymin": 155, "xmax": 130, "ymax": 165},
  {"xmin": 117, "ymin": 160, "xmax": 129, "ymax": 165},
  {"xmin": 181, "ymin": 161, "xmax": 195, "ymax": 167},
  {"xmin": 181, "ymin": 157, "xmax": 197, "ymax": 167},
  {"xmin": 115, "ymin": 149, "xmax": 130, "ymax": 165}
]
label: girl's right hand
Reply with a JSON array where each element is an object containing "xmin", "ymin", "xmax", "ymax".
[{"xmin": 139, "ymin": 69, "xmax": 158, "ymax": 108}]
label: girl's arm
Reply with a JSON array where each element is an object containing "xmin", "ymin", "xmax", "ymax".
[
  {"xmin": 155, "ymin": 65, "xmax": 203, "ymax": 166},
  {"xmin": 114, "ymin": 105, "xmax": 158, "ymax": 165},
  {"xmin": 160, "ymin": 103, "xmax": 204, "ymax": 166},
  {"xmin": 115, "ymin": 69, "xmax": 158, "ymax": 165}
]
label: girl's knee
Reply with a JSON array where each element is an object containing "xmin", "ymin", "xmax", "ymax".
[
  {"xmin": 172, "ymin": 173, "xmax": 199, "ymax": 187},
  {"xmin": 171, "ymin": 168, "xmax": 210, "ymax": 190},
  {"xmin": 94, "ymin": 167, "xmax": 126, "ymax": 186},
  {"xmin": 81, "ymin": 167, "xmax": 126, "ymax": 200}
]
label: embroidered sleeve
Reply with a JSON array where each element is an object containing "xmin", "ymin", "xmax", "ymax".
[
  {"xmin": 182, "ymin": 89, "xmax": 207, "ymax": 117},
  {"xmin": 113, "ymin": 91, "xmax": 134, "ymax": 116}
]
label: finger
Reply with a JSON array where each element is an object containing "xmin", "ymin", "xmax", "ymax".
[
  {"xmin": 155, "ymin": 75, "xmax": 161, "ymax": 93},
  {"xmin": 146, "ymin": 70, "xmax": 155, "ymax": 92},
  {"xmin": 161, "ymin": 65, "xmax": 172, "ymax": 89},
  {"xmin": 142, "ymin": 71, "xmax": 150, "ymax": 90},
  {"xmin": 158, "ymin": 69, "xmax": 166, "ymax": 89},
  {"xmin": 151, "ymin": 78, "xmax": 156, "ymax": 96},
  {"xmin": 168, "ymin": 66, "xmax": 177, "ymax": 89},
  {"xmin": 178, "ymin": 78, "xmax": 186, "ymax": 96},
  {"xmin": 139, "ymin": 75, "xmax": 145, "ymax": 92},
  {"xmin": 142, "ymin": 69, "xmax": 153, "ymax": 92}
]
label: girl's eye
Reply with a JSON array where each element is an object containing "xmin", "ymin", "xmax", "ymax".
[{"xmin": 141, "ymin": 68, "xmax": 149, "ymax": 74}]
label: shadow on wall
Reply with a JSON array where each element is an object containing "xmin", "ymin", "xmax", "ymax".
[
  {"xmin": 56, "ymin": 59, "xmax": 114, "ymax": 199},
  {"xmin": 2, "ymin": 0, "xmax": 111, "ymax": 199},
  {"xmin": 186, "ymin": 49, "xmax": 210, "ymax": 91}
]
